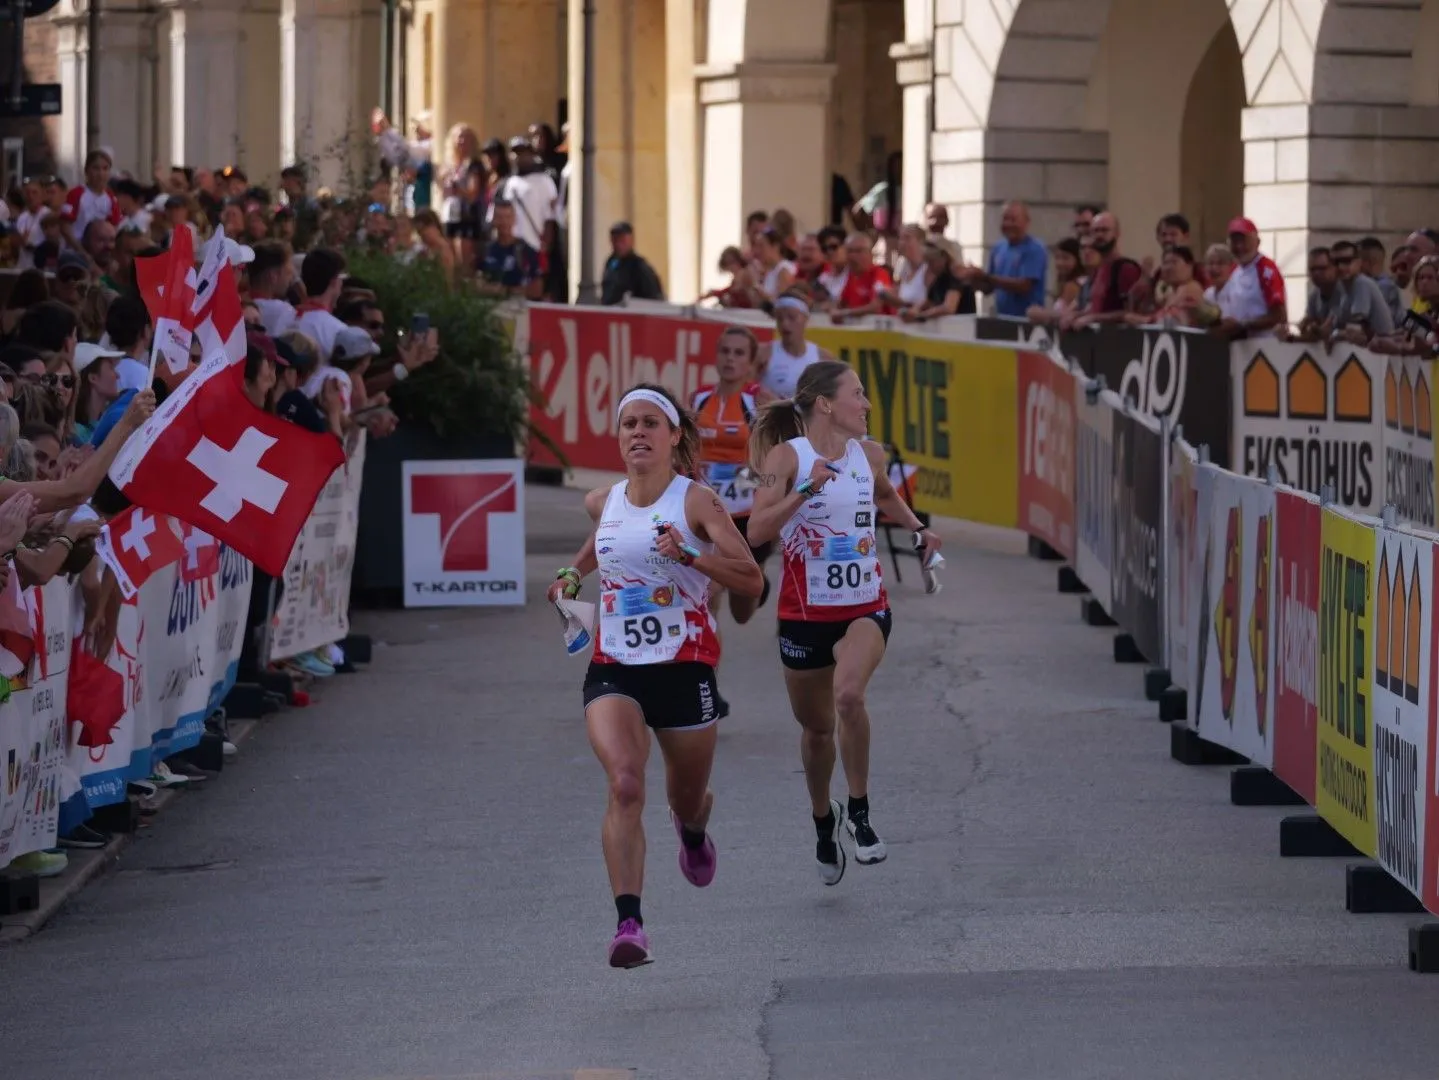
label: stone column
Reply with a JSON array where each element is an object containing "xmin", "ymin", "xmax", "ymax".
[
  {"xmin": 664, "ymin": 0, "xmax": 700, "ymax": 303},
  {"xmin": 890, "ymin": 36, "xmax": 931, "ymax": 228},
  {"xmin": 281, "ymin": 0, "xmax": 363, "ymax": 189}
]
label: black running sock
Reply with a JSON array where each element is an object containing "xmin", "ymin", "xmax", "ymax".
[
  {"xmin": 848, "ymin": 794, "xmax": 869, "ymax": 820},
  {"xmin": 680, "ymin": 825, "xmax": 707, "ymax": 851},
  {"xmin": 814, "ymin": 809, "xmax": 836, "ymax": 841},
  {"xmin": 615, "ymin": 894, "xmax": 643, "ymax": 927}
]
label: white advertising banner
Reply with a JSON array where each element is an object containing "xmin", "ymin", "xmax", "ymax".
[
  {"xmin": 1166, "ymin": 438, "xmax": 1199, "ymax": 687},
  {"xmin": 270, "ymin": 431, "xmax": 367, "ymax": 660},
  {"xmin": 1192, "ymin": 470, "xmax": 1276, "ymax": 767},
  {"xmin": 402, "ymin": 459, "xmax": 527, "ymax": 608},
  {"xmin": 1381, "ymin": 355, "xmax": 1436, "ymax": 529},
  {"xmin": 1073, "ymin": 382, "xmax": 1116, "ymax": 611},
  {"xmin": 1372, "ymin": 525, "xmax": 1432, "ymax": 899},
  {"xmin": 0, "ymin": 577, "xmax": 72, "ymax": 865}
]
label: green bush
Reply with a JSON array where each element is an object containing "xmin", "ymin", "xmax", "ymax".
[{"xmin": 339, "ymin": 250, "xmax": 543, "ymax": 449}]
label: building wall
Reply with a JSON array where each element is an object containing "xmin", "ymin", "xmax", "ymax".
[{"xmin": 12, "ymin": 16, "xmax": 62, "ymax": 177}]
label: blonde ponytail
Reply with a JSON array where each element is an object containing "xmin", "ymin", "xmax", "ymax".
[{"xmin": 748, "ymin": 359, "xmax": 852, "ymax": 469}]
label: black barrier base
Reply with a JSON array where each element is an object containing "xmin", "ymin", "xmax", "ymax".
[
  {"xmin": 1159, "ymin": 687, "xmax": 1187, "ymax": 722},
  {"xmin": 92, "ymin": 798, "xmax": 139, "ymax": 835},
  {"xmin": 255, "ymin": 669, "xmax": 295, "ymax": 698},
  {"xmin": 1143, "ymin": 668, "xmax": 1171, "ymax": 699},
  {"xmin": 1082, "ymin": 598, "xmax": 1117, "ymax": 627},
  {"xmin": 0, "ymin": 870, "xmax": 40, "ymax": 915},
  {"xmin": 176, "ymin": 732, "xmax": 225, "ymax": 774},
  {"xmin": 1027, "ymin": 536, "xmax": 1064, "ymax": 561},
  {"xmin": 1280, "ymin": 814, "xmax": 1361, "ymax": 858},
  {"xmin": 525, "ymin": 464, "xmax": 565, "ymax": 487},
  {"xmin": 1113, "ymin": 634, "xmax": 1146, "ymax": 664},
  {"xmin": 225, "ymin": 683, "xmax": 280, "ymax": 720},
  {"xmin": 1170, "ymin": 724, "xmax": 1248, "ymax": 766},
  {"xmin": 1346, "ymin": 864, "xmax": 1425, "ymax": 914},
  {"xmin": 1409, "ymin": 924, "xmax": 1439, "ymax": 972},
  {"xmin": 1230, "ymin": 767, "xmax": 1306, "ymax": 807},
  {"xmin": 340, "ymin": 634, "xmax": 372, "ymax": 665},
  {"xmin": 1057, "ymin": 566, "xmax": 1086, "ymax": 594}
]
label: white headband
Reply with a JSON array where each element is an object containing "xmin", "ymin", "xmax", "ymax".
[
  {"xmin": 774, "ymin": 295, "xmax": 809, "ymax": 314},
  {"xmin": 617, "ymin": 388, "xmax": 680, "ymax": 427}
]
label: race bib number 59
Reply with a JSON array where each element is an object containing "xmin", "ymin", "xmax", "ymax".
[
  {"xmin": 805, "ymin": 535, "xmax": 881, "ymax": 606},
  {"xmin": 600, "ymin": 584, "xmax": 686, "ymax": 664}
]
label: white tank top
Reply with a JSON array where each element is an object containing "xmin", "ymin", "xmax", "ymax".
[
  {"xmin": 897, "ymin": 263, "xmax": 928, "ymax": 306},
  {"xmin": 777, "ymin": 436, "xmax": 887, "ymax": 622},
  {"xmin": 593, "ymin": 474, "xmax": 720, "ymax": 666},
  {"xmin": 762, "ymin": 260, "xmax": 797, "ymax": 299},
  {"xmin": 762, "ymin": 340, "xmax": 819, "ymax": 400}
]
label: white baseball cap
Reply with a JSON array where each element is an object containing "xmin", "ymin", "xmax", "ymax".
[{"xmin": 74, "ymin": 341, "xmax": 126, "ymax": 374}]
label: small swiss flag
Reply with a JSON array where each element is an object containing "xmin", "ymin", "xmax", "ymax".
[{"xmin": 95, "ymin": 507, "xmax": 187, "ymax": 599}]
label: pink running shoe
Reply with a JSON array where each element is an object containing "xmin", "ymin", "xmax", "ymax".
[
  {"xmin": 608, "ymin": 918, "xmax": 651, "ymax": 969},
  {"xmin": 671, "ymin": 810, "xmax": 717, "ymax": 887}
]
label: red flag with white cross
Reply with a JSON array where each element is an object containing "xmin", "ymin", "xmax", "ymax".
[
  {"xmin": 107, "ymin": 355, "xmax": 345, "ymax": 576},
  {"xmin": 95, "ymin": 506, "xmax": 188, "ymax": 599}
]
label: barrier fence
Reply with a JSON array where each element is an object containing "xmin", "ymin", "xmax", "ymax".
[
  {"xmin": 522, "ymin": 299, "xmax": 1439, "ymax": 938},
  {"xmin": 0, "ymin": 431, "xmax": 369, "ymax": 868}
]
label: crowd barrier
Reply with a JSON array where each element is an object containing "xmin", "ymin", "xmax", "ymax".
[
  {"xmin": 0, "ymin": 430, "xmax": 369, "ymax": 868},
  {"xmin": 522, "ymin": 299, "xmax": 1439, "ymax": 946}
]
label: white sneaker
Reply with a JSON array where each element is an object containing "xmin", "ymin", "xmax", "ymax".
[
  {"xmin": 221, "ymin": 739, "xmax": 238, "ymax": 758},
  {"xmin": 816, "ymin": 799, "xmax": 847, "ymax": 886},
  {"xmin": 149, "ymin": 761, "xmax": 189, "ymax": 788},
  {"xmin": 325, "ymin": 642, "xmax": 345, "ymax": 666}
]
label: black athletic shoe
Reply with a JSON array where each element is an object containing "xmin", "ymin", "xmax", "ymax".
[
  {"xmin": 846, "ymin": 809, "xmax": 888, "ymax": 865},
  {"xmin": 816, "ymin": 799, "xmax": 846, "ymax": 886},
  {"xmin": 59, "ymin": 824, "xmax": 109, "ymax": 849}
]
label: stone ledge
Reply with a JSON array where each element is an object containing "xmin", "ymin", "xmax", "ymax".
[{"xmin": 695, "ymin": 60, "xmax": 838, "ymax": 106}]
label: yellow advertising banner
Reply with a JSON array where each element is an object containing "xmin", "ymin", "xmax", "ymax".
[
  {"xmin": 1315, "ymin": 507, "xmax": 1378, "ymax": 857},
  {"xmin": 809, "ymin": 328, "xmax": 1019, "ymax": 529}
]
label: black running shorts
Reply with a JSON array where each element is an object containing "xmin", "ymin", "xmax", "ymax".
[
  {"xmin": 582, "ymin": 661, "xmax": 721, "ymax": 730},
  {"xmin": 734, "ymin": 515, "xmax": 773, "ymax": 564},
  {"xmin": 777, "ymin": 610, "xmax": 893, "ymax": 671}
]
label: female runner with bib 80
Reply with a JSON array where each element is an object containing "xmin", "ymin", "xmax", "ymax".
[
  {"xmin": 745, "ymin": 361, "xmax": 941, "ymax": 885},
  {"xmin": 547, "ymin": 382, "xmax": 764, "ymax": 968}
]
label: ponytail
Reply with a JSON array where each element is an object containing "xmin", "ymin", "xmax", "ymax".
[{"xmin": 749, "ymin": 400, "xmax": 805, "ymax": 470}]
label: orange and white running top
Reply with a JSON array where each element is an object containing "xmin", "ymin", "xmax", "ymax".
[
  {"xmin": 692, "ymin": 382, "xmax": 760, "ymax": 517},
  {"xmin": 593, "ymin": 474, "xmax": 721, "ymax": 666},
  {"xmin": 777, "ymin": 436, "xmax": 888, "ymax": 623}
]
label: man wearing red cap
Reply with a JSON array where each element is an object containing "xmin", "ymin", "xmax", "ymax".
[{"xmin": 1214, "ymin": 217, "xmax": 1286, "ymax": 339}]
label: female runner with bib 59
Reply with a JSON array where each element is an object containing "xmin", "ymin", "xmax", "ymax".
[
  {"xmin": 547, "ymin": 383, "xmax": 763, "ymax": 968},
  {"xmin": 746, "ymin": 361, "xmax": 941, "ymax": 885}
]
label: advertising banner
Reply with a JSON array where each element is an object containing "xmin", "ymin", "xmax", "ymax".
[
  {"xmin": 1185, "ymin": 462, "xmax": 1218, "ymax": 731},
  {"xmin": 1381, "ymin": 355, "xmax": 1436, "ymax": 528},
  {"xmin": 820, "ymin": 331, "xmax": 1019, "ymax": 528},
  {"xmin": 1166, "ymin": 439, "xmax": 1199, "ymax": 687},
  {"xmin": 1425, "ymin": 544, "xmax": 1439, "ymax": 912},
  {"xmin": 1371, "ymin": 525, "xmax": 1431, "ymax": 899},
  {"xmin": 270, "ymin": 431, "xmax": 367, "ymax": 660},
  {"xmin": 1110, "ymin": 407, "xmax": 1163, "ymax": 663},
  {"xmin": 1231, "ymin": 341, "xmax": 1386, "ymax": 514},
  {"xmin": 1016, "ymin": 350, "xmax": 1076, "ymax": 558},
  {"xmin": 402, "ymin": 459, "xmax": 526, "ymax": 607},
  {"xmin": 1272, "ymin": 488, "xmax": 1321, "ymax": 803},
  {"xmin": 527, "ymin": 305, "xmax": 737, "ymax": 470},
  {"xmin": 0, "ymin": 577, "xmax": 71, "ymax": 865},
  {"xmin": 1073, "ymin": 383, "xmax": 1116, "ymax": 612},
  {"xmin": 1316, "ymin": 507, "xmax": 1378, "ymax": 858},
  {"xmin": 1192, "ymin": 471, "xmax": 1276, "ymax": 767}
]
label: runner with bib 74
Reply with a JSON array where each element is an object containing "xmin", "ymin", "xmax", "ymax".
[{"xmin": 745, "ymin": 360, "xmax": 941, "ymax": 885}]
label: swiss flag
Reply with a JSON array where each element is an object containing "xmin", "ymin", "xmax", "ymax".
[
  {"xmin": 134, "ymin": 229, "xmax": 246, "ymax": 380},
  {"xmin": 108, "ymin": 353, "xmax": 345, "ymax": 576},
  {"xmin": 95, "ymin": 506, "xmax": 187, "ymax": 599},
  {"xmin": 0, "ymin": 570, "xmax": 35, "ymax": 679},
  {"xmin": 68, "ymin": 646, "xmax": 125, "ymax": 750}
]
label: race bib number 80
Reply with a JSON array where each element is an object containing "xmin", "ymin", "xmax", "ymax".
[
  {"xmin": 600, "ymin": 584, "xmax": 687, "ymax": 664},
  {"xmin": 805, "ymin": 535, "xmax": 881, "ymax": 606}
]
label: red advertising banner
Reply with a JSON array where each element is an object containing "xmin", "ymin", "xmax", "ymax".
[
  {"xmin": 1272, "ymin": 488, "xmax": 1320, "ymax": 803},
  {"xmin": 1426, "ymin": 543, "xmax": 1439, "ymax": 912},
  {"xmin": 1015, "ymin": 350, "xmax": 1075, "ymax": 559},
  {"xmin": 527, "ymin": 306, "xmax": 768, "ymax": 471}
]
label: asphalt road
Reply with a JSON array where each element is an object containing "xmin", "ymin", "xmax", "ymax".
[{"xmin": 4, "ymin": 481, "xmax": 1439, "ymax": 1080}]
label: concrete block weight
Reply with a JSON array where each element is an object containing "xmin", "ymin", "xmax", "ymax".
[
  {"xmin": 1027, "ymin": 536, "xmax": 1064, "ymax": 561},
  {"xmin": 1113, "ymin": 633, "xmax": 1146, "ymax": 664},
  {"xmin": 1169, "ymin": 723, "xmax": 1248, "ymax": 766},
  {"xmin": 1409, "ymin": 924, "xmax": 1439, "ymax": 973},
  {"xmin": 1081, "ymin": 598, "xmax": 1117, "ymax": 626},
  {"xmin": 1158, "ymin": 686, "xmax": 1187, "ymax": 722},
  {"xmin": 1279, "ymin": 814, "xmax": 1361, "ymax": 858},
  {"xmin": 91, "ymin": 798, "xmax": 140, "ymax": 835},
  {"xmin": 339, "ymin": 634, "xmax": 372, "ymax": 664},
  {"xmin": 1345, "ymin": 864, "xmax": 1425, "ymax": 914},
  {"xmin": 224, "ymin": 683, "xmax": 280, "ymax": 720},
  {"xmin": 1057, "ymin": 566, "xmax": 1086, "ymax": 593},
  {"xmin": 1229, "ymin": 766, "xmax": 1306, "ymax": 806},
  {"xmin": 0, "ymin": 870, "xmax": 39, "ymax": 915},
  {"xmin": 1144, "ymin": 667, "xmax": 1171, "ymax": 700},
  {"xmin": 176, "ymin": 731, "xmax": 226, "ymax": 774}
]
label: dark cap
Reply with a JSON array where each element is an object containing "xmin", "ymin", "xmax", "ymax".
[
  {"xmin": 508, "ymin": 135, "xmax": 534, "ymax": 152},
  {"xmin": 610, "ymin": 221, "xmax": 634, "ymax": 236},
  {"xmin": 247, "ymin": 329, "xmax": 286, "ymax": 368}
]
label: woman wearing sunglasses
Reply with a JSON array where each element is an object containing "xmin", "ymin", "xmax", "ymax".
[{"xmin": 42, "ymin": 351, "xmax": 80, "ymax": 445}]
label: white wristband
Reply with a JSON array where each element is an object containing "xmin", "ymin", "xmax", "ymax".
[{"xmin": 391, "ymin": 362, "xmax": 410, "ymax": 382}]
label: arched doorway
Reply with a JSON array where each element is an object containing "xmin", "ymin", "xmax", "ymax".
[
  {"xmin": 829, "ymin": 0, "xmax": 905, "ymax": 230},
  {"xmin": 1178, "ymin": 19, "xmax": 1245, "ymax": 249}
]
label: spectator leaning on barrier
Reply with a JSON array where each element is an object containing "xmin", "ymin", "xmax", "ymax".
[
  {"xmin": 1028, "ymin": 237, "xmax": 1084, "ymax": 327},
  {"xmin": 1295, "ymin": 246, "xmax": 1343, "ymax": 342},
  {"xmin": 830, "ymin": 233, "xmax": 894, "ymax": 323},
  {"xmin": 901, "ymin": 241, "xmax": 973, "ymax": 322},
  {"xmin": 1358, "ymin": 236, "xmax": 1405, "ymax": 329},
  {"xmin": 600, "ymin": 222, "xmax": 665, "ymax": 306},
  {"xmin": 1073, "ymin": 211, "xmax": 1141, "ymax": 325},
  {"xmin": 1211, "ymin": 217, "xmax": 1287, "ymax": 340},
  {"xmin": 1391, "ymin": 245, "xmax": 1418, "ymax": 312},
  {"xmin": 1330, "ymin": 239, "xmax": 1394, "ymax": 342},
  {"xmin": 961, "ymin": 200, "xmax": 1047, "ymax": 318}
]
